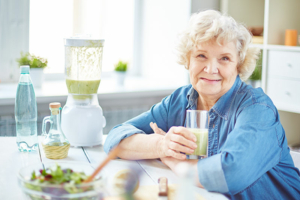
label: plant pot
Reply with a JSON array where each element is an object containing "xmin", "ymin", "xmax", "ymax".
[
  {"xmin": 114, "ymin": 71, "xmax": 126, "ymax": 86},
  {"xmin": 30, "ymin": 68, "xmax": 44, "ymax": 88}
]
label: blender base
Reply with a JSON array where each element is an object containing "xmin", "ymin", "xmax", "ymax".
[{"xmin": 61, "ymin": 101, "xmax": 106, "ymax": 147}]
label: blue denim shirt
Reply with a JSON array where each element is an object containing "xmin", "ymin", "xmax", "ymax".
[{"xmin": 104, "ymin": 76, "xmax": 300, "ymax": 199}]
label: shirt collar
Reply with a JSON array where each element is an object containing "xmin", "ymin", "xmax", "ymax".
[
  {"xmin": 212, "ymin": 75, "xmax": 242, "ymax": 120},
  {"xmin": 186, "ymin": 75, "xmax": 242, "ymax": 120},
  {"xmin": 186, "ymin": 85, "xmax": 198, "ymax": 109}
]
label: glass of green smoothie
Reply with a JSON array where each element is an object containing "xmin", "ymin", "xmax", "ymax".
[{"xmin": 185, "ymin": 110, "xmax": 208, "ymax": 159}]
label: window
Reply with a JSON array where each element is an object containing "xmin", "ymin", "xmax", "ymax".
[
  {"xmin": 1, "ymin": 0, "xmax": 192, "ymax": 84},
  {"xmin": 29, "ymin": 0, "xmax": 73, "ymax": 74},
  {"xmin": 29, "ymin": 0, "xmax": 134, "ymax": 74}
]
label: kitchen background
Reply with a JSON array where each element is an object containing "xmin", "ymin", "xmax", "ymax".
[{"xmin": 1, "ymin": 0, "xmax": 300, "ymax": 150}]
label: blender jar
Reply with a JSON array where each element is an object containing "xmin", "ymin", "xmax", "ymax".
[{"xmin": 65, "ymin": 38, "xmax": 104, "ymax": 98}]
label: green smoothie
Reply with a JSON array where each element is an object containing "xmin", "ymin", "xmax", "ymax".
[
  {"xmin": 66, "ymin": 79, "xmax": 101, "ymax": 94},
  {"xmin": 187, "ymin": 128, "xmax": 208, "ymax": 156}
]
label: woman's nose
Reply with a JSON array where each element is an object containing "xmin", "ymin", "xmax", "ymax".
[{"xmin": 204, "ymin": 61, "xmax": 218, "ymax": 74}]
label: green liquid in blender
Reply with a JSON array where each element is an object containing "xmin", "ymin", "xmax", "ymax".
[
  {"xmin": 66, "ymin": 79, "xmax": 101, "ymax": 99},
  {"xmin": 187, "ymin": 128, "xmax": 208, "ymax": 156}
]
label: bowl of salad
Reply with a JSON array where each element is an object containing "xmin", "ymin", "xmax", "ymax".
[{"xmin": 18, "ymin": 162, "xmax": 107, "ymax": 200}]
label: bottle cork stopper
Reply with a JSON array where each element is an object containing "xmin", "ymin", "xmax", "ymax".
[
  {"xmin": 49, "ymin": 103, "xmax": 61, "ymax": 115},
  {"xmin": 49, "ymin": 102, "xmax": 61, "ymax": 109}
]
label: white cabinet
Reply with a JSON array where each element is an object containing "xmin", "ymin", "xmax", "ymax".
[
  {"xmin": 268, "ymin": 51, "xmax": 300, "ymax": 79},
  {"xmin": 266, "ymin": 49, "xmax": 300, "ymax": 113},
  {"xmin": 221, "ymin": 0, "xmax": 300, "ymax": 114},
  {"xmin": 267, "ymin": 77, "xmax": 300, "ymax": 113}
]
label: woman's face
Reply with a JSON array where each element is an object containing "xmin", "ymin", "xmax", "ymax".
[{"xmin": 189, "ymin": 40, "xmax": 239, "ymax": 100}]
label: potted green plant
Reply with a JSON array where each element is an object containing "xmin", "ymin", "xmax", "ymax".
[
  {"xmin": 114, "ymin": 61, "xmax": 128, "ymax": 86},
  {"xmin": 248, "ymin": 51, "xmax": 262, "ymax": 88},
  {"xmin": 16, "ymin": 52, "xmax": 48, "ymax": 88}
]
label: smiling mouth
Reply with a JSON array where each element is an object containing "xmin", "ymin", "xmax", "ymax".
[{"xmin": 200, "ymin": 78, "xmax": 221, "ymax": 82}]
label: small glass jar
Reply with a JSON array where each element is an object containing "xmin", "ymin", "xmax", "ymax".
[{"xmin": 42, "ymin": 102, "xmax": 70, "ymax": 159}]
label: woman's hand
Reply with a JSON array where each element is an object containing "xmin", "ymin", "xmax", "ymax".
[
  {"xmin": 160, "ymin": 156, "xmax": 181, "ymax": 168},
  {"xmin": 150, "ymin": 123, "xmax": 198, "ymax": 160}
]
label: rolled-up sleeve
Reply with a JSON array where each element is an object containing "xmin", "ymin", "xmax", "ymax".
[
  {"xmin": 103, "ymin": 124, "xmax": 146, "ymax": 154},
  {"xmin": 198, "ymin": 103, "xmax": 283, "ymax": 195},
  {"xmin": 103, "ymin": 95, "xmax": 171, "ymax": 154}
]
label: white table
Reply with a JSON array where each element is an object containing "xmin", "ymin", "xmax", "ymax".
[{"xmin": 0, "ymin": 137, "xmax": 227, "ymax": 200}]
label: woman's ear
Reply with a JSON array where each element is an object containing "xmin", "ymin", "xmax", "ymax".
[
  {"xmin": 185, "ymin": 52, "xmax": 191, "ymax": 70},
  {"xmin": 185, "ymin": 63, "xmax": 190, "ymax": 70}
]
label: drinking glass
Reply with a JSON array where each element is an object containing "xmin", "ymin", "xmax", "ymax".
[{"xmin": 185, "ymin": 110, "xmax": 209, "ymax": 159}]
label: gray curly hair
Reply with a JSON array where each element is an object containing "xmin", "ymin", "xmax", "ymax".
[{"xmin": 177, "ymin": 10, "xmax": 260, "ymax": 81}]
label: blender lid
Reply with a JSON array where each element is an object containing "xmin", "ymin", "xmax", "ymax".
[{"xmin": 65, "ymin": 38, "xmax": 105, "ymax": 47}]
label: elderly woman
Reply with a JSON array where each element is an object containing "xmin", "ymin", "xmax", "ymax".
[{"xmin": 104, "ymin": 10, "xmax": 300, "ymax": 199}]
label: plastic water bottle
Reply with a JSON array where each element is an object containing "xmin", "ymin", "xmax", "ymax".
[{"xmin": 15, "ymin": 65, "xmax": 38, "ymax": 152}]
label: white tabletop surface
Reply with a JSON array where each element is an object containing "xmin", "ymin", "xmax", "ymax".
[{"xmin": 0, "ymin": 136, "xmax": 227, "ymax": 200}]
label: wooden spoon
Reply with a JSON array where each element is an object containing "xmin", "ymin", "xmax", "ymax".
[{"xmin": 84, "ymin": 145, "xmax": 121, "ymax": 183}]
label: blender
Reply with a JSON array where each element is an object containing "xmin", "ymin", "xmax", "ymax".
[{"xmin": 61, "ymin": 38, "xmax": 106, "ymax": 147}]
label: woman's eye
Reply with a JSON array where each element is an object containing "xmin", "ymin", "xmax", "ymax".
[
  {"xmin": 198, "ymin": 54, "xmax": 206, "ymax": 58},
  {"xmin": 221, "ymin": 56, "xmax": 229, "ymax": 61}
]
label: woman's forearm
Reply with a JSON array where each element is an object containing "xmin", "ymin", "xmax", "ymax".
[{"xmin": 117, "ymin": 133, "xmax": 163, "ymax": 160}]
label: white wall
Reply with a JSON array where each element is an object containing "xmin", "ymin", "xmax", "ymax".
[
  {"xmin": 220, "ymin": 0, "xmax": 264, "ymax": 27},
  {"xmin": 279, "ymin": 111, "xmax": 300, "ymax": 146},
  {"xmin": 268, "ymin": 0, "xmax": 300, "ymax": 45},
  {"xmin": 191, "ymin": 0, "xmax": 220, "ymax": 13}
]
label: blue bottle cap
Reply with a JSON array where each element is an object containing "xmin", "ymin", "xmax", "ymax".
[{"xmin": 20, "ymin": 65, "xmax": 30, "ymax": 74}]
